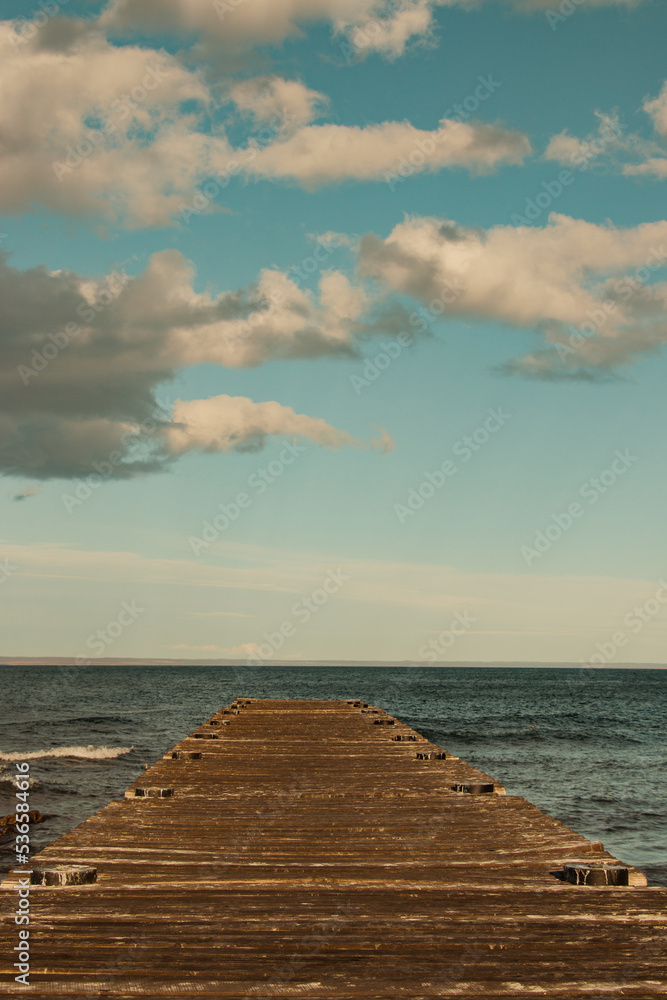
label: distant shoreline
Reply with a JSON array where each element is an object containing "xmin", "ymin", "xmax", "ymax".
[{"xmin": 1, "ymin": 659, "xmax": 666, "ymax": 669}]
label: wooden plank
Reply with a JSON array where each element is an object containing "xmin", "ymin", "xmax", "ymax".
[{"xmin": 2, "ymin": 698, "xmax": 666, "ymax": 998}]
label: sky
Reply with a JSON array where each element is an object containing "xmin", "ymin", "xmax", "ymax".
[{"xmin": 1, "ymin": 0, "xmax": 667, "ymax": 665}]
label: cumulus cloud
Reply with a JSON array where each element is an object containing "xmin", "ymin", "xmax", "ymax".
[
  {"xmin": 546, "ymin": 94, "xmax": 667, "ymax": 182},
  {"xmin": 544, "ymin": 113, "xmax": 624, "ymax": 169},
  {"xmin": 0, "ymin": 249, "xmax": 389, "ymax": 479},
  {"xmin": 0, "ymin": 23, "xmax": 530, "ymax": 224},
  {"xmin": 356, "ymin": 213, "xmax": 667, "ymax": 377},
  {"xmin": 621, "ymin": 83, "xmax": 667, "ymax": 179},
  {"xmin": 1, "ymin": 245, "xmax": 371, "ymax": 389},
  {"xmin": 100, "ymin": 0, "xmax": 453, "ymax": 60},
  {"xmin": 229, "ymin": 76, "xmax": 328, "ymax": 130},
  {"xmin": 544, "ymin": 132, "xmax": 588, "ymax": 166},
  {"xmin": 166, "ymin": 395, "xmax": 393, "ymax": 455},
  {"xmin": 99, "ymin": 0, "xmax": 650, "ymax": 64},
  {"xmin": 339, "ymin": 0, "xmax": 440, "ymax": 59},
  {"xmin": 0, "ymin": 25, "xmax": 224, "ymax": 227},
  {"xmin": 623, "ymin": 157, "xmax": 667, "ymax": 180},
  {"xmin": 245, "ymin": 118, "xmax": 530, "ymax": 186},
  {"xmin": 644, "ymin": 82, "xmax": 667, "ymax": 137}
]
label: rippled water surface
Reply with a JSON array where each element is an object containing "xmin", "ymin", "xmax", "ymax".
[{"xmin": 1, "ymin": 665, "xmax": 665, "ymax": 884}]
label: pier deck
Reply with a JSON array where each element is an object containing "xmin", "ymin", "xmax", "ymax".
[{"xmin": 2, "ymin": 698, "xmax": 666, "ymax": 998}]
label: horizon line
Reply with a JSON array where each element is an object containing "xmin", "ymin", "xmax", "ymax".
[{"xmin": 1, "ymin": 657, "xmax": 666, "ymax": 669}]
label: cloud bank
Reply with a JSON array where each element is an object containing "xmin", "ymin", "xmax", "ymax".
[
  {"xmin": 4, "ymin": 207, "xmax": 667, "ymax": 482},
  {"xmin": 356, "ymin": 213, "xmax": 667, "ymax": 378},
  {"xmin": 0, "ymin": 24, "xmax": 530, "ymax": 225},
  {"xmin": 0, "ymin": 250, "xmax": 389, "ymax": 479},
  {"xmin": 100, "ymin": 0, "xmax": 453, "ymax": 60}
]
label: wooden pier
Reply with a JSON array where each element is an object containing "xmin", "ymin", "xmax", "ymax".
[{"xmin": 2, "ymin": 698, "xmax": 666, "ymax": 997}]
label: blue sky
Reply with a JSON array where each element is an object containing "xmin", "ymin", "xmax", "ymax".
[{"xmin": 1, "ymin": 0, "xmax": 667, "ymax": 664}]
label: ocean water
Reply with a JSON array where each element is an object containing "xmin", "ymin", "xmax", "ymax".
[{"xmin": 1, "ymin": 664, "xmax": 666, "ymax": 885}]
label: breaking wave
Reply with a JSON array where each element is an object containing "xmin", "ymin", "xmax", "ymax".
[{"xmin": 0, "ymin": 745, "xmax": 134, "ymax": 762}]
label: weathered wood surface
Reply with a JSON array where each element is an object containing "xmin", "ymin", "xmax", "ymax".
[{"xmin": 2, "ymin": 698, "xmax": 666, "ymax": 998}]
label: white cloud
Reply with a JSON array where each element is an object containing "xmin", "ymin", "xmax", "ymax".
[
  {"xmin": 0, "ymin": 23, "xmax": 530, "ymax": 224},
  {"xmin": 101, "ymin": 0, "xmax": 453, "ymax": 60},
  {"xmin": 246, "ymin": 118, "xmax": 530, "ymax": 186},
  {"xmin": 165, "ymin": 395, "xmax": 393, "ymax": 455},
  {"xmin": 3, "ymin": 208, "xmax": 667, "ymax": 479},
  {"xmin": 623, "ymin": 157, "xmax": 667, "ymax": 180},
  {"xmin": 544, "ymin": 132, "xmax": 589, "ymax": 166},
  {"xmin": 357, "ymin": 213, "xmax": 667, "ymax": 377},
  {"xmin": 99, "ymin": 0, "xmax": 650, "ymax": 64},
  {"xmin": 339, "ymin": 0, "xmax": 439, "ymax": 59},
  {"xmin": 0, "ymin": 249, "xmax": 391, "ymax": 478},
  {"xmin": 544, "ymin": 112, "xmax": 624, "ymax": 169},
  {"xmin": 1, "ymin": 245, "xmax": 368, "ymax": 379},
  {"xmin": 644, "ymin": 82, "xmax": 667, "ymax": 137},
  {"xmin": 229, "ymin": 76, "xmax": 328, "ymax": 130},
  {"xmin": 0, "ymin": 25, "xmax": 223, "ymax": 227},
  {"xmin": 545, "ymin": 93, "xmax": 667, "ymax": 182},
  {"xmin": 620, "ymin": 83, "xmax": 667, "ymax": 179}
]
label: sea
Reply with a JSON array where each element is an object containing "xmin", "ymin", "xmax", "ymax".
[{"xmin": 1, "ymin": 664, "xmax": 666, "ymax": 884}]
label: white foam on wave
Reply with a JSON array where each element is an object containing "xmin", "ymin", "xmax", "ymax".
[
  {"xmin": 0, "ymin": 745, "xmax": 134, "ymax": 762},
  {"xmin": 0, "ymin": 764, "xmax": 39, "ymax": 788}
]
